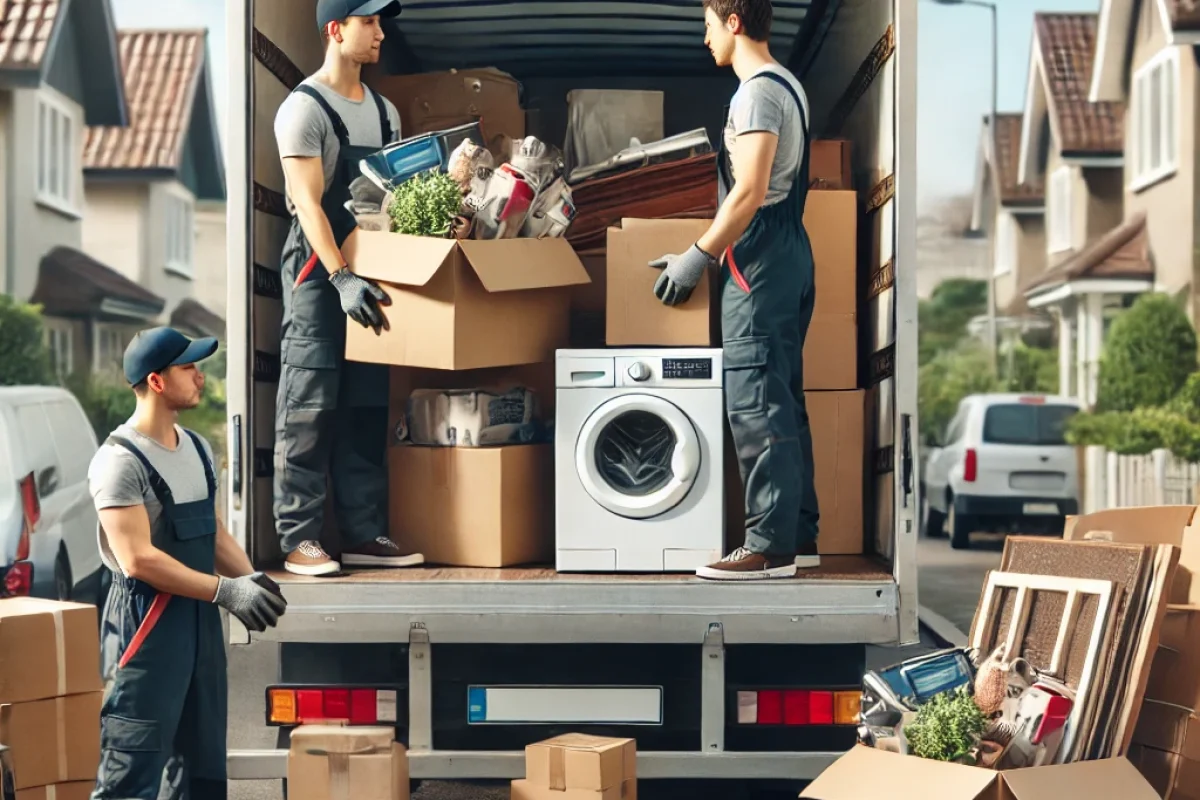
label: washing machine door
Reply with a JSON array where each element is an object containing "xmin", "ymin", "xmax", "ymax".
[{"xmin": 575, "ymin": 393, "xmax": 702, "ymax": 519}]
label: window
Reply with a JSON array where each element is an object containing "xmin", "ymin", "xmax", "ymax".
[
  {"xmin": 1133, "ymin": 49, "xmax": 1179, "ymax": 188},
  {"xmin": 94, "ymin": 325, "xmax": 126, "ymax": 373},
  {"xmin": 44, "ymin": 324, "xmax": 72, "ymax": 379},
  {"xmin": 36, "ymin": 93, "xmax": 75, "ymax": 211},
  {"xmin": 982, "ymin": 403, "xmax": 1079, "ymax": 446},
  {"xmin": 994, "ymin": 212, "xmax": 1016, "ymax": 277},
  {"xmin": 1048, "ymin": 167, "xmax": 1073, "ymax": 253},
  {"xmin": 165, "ymin": 193, "xmax": 195, "ymax": 276}
]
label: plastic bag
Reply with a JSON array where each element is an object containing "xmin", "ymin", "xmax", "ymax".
[
  {"xmin": 403, "ymin": 387, "xmax": 540, "ymax": 447},
  {"xmin": 446, "ymin": 139, "xmax": 495, "ymax": 192},
  {"xmin": 520, "ymin": 177, "xmax": 576, "ymax": 239},
  {"xmin": 509, "ymin": 136, "xmax": 564, "ymax": 193}
]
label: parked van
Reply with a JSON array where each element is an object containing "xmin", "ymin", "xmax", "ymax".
[
  {"xmin": 0, "ymin": 386, "xmax": 106, "ymax": 604},
  {"xmin": 921, "ymin": 393, "xmax": 1083, "ymax": 549}
]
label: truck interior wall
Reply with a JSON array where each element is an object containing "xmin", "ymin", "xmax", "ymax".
[{"xmin": 234, "ymin": 0, "xmax": 908, "ymax": 576}]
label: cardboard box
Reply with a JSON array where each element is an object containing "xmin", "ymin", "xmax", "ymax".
[
  {"xmin": 525, "ymin": 734, "xmax": 636, "ymax": 791},
  {"xmin": 388, "ymin": 444, "xmax": 552, "ymax": 567},
  {"xmin": 0, "ymin": 692, "xmax": 101, "ymax": 790},
  {"xmin": 806, "ymin": 313, "xmax": 858, "ymax": 390},
  {"xmin": 511, "ymin": 778, "xmax": 636, "ymax": 800},
  {"xmin": 807, "ymin": 189, "xmax": 858, "ymax": 318},
  {"xmin": 1134, "ymin": 700, "xmax": 1200, "ymax": 761},
  {"xmin": 810, "ymin": 139, "xmax": 853, "ymax": 190},
  {"xmin": 287, "ymin": 724, "xmax": 409, "ymax": 800},
  {"xmin": 801, "ymin": 744, "xmax": 1160, "ymax": 799},
  {"xmin": 343, "ymin": 232, "xmax": 590, "ymax": 370},
  {"xmin": 16, "ymin": 783, "xmax": 93, "ymax": 800},
  {"xmin": 1128, "ymin": 742, "xmax": 1200, "ymax": 799},
  {"xmin": 724, "ymin": 390, "xmax": 865, "ymax": 555},
  {"xmin": 0, "ymin": 598, "xmax": 102, "ymax": 705}
]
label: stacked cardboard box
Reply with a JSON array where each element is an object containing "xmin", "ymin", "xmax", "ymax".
[
  {"xmin": 0, "ymin": 598, "xmax": 103, "ymax": 795},
  {"xmin": 513, "ymin": 734, "xmax": 636, "ymax": 800},
  {"xmin": 287, "ymin": 724, "xmax": 409, "ymax": 800}
]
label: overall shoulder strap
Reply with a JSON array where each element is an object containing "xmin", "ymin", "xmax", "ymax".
[
  {"xmin": 106, "ymin": 435, "xmax": 174, "ymax": 507},
  {"xmin": 294, "ymin": 83, "xmax": 351, "ymax": 147},
  {"xmin": 366, "ymin": 86, "xmax": 394, "ymax": 144},
  {"xmin": 182, "ymin": 429, "xmax": 217, "ymax": 500},
  {"xmin": 748, "ymin": 71, "xmax": 811, "ymax": 146}
]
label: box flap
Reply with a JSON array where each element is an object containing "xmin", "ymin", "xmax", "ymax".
[
  {"xmin": 1064, "ymin": 506, "xmax": 1198, "ymax": 546},
  {"xmin": 999, "ymin": 758, "xmax": 1160, "ymax": 800},
  {"xmin": 288, "ymin": 724, "xmax": 396, "ymax": 755},
  {"xmin": 343, "ymin": 230, "xmax": 457, "ymax": 287},
  {"xmin": 531, "ymin": 734, "xmax": 630, "ymax": 754},
  {"xmin": 799, "ymin": 746, "xmax": 999, "ymax": 800},
  {"xmin": 457, "ymin": 238, "xmax": 591, "ymax": 292}
]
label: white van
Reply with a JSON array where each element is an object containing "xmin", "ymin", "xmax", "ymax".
[
  {"xmin": 921, "ymin": 393, "xmax": 1083, "ymax": 549},
  {"xmin": 0, "ymin": 386, "xmax": 105, "ymax": 603}
]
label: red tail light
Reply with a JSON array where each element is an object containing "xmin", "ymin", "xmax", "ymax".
[
  {"xmin": 266, "ymin": 685, "xmax": 400, "ymax": 726},
  {"xmin": 736, "ymin": 689, "xmax": 860, "ymax": 726},
  {"xmin": 3, "ymin": 562, "xmax": 31, "ymax": 596},
  {"xmin": 16, "ymin": 472, "xmax": 39, "ymax": 561},
  {"xmin": 963, "ymin": 449, "xmax": 978, "ymax": 483}
]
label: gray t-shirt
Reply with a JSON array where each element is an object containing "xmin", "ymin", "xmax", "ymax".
[
  {"xmin": 88, "ymin": 423, "xmax": 216, "ymax": 577},
  {"xmin": 723, "ymin": 63, "xmax": 810, "ymax": 206},
  {"xmin": 273, "ymin": 76, "xmax": 403, "ymax": 212}
]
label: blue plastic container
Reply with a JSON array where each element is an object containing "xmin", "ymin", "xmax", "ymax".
[{"xmin": 360, "ymin": 136, "xmax": 446, "ymax": 191}]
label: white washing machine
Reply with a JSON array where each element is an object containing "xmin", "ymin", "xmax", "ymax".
[{"xmin": 555, "ymin": 348, "xmax": 725, "ymax": 572}]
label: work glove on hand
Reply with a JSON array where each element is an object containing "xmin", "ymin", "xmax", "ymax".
[
  {"xmin": 213, "ymin": 572, "xmax": 288, "ymax": 633},
  {"xmin": 648, "ymin": 244, "xmax": 718, "ymax": 306},
  {"xmin": 329, "ymin": 268, "xmax": 391, "ymax": 335}
]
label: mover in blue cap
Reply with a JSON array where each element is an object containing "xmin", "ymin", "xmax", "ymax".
[
  {"xmin": 272, "ymin": 0, "xmax": 425, "ymax": 576},
  {"xmin": 88, "ymin": 327, "xmax": 287, "ymax": 799}
]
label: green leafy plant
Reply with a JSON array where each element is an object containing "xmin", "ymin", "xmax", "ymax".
[
  {"xmin": 918, "ymin": 279, "xmax": 989, "ymax": 366},
  {"xmin": 1097, "ymin": 293, "xmax": 1197, "ymax": 412},
  {"xmin": 387, "ymin": 171, "xmax": 464, "ymax": 238},
  {"xmin": 65, "ymin": 372, "xmax": 136, "ymax": 440},
  {"xmin": 903, "ymin": 687, "xmax": 987, "ymax": 763},
  {"xmin": 918, "ymin": 341, "xmax": 1000, "ymax": 442},
  {"xmin": 0, "ymin": 295, "xmax": 52, "ymax": 387}
]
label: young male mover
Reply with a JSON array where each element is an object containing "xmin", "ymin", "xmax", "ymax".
[{"xmin": 650, "ymin": 0, "xmax": 820, "ymax": 581}]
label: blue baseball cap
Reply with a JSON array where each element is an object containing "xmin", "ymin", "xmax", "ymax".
[
  {"xmin": 124, "ymin": 327, "xmax": 218, "ymax": 386},
  {"xmin": 317, "ymin": 0, "xmax": 402, "ymax": 30}
]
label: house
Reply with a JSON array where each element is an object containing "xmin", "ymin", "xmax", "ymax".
[
  {"xmin": 969, "ymin": 112, "xmax": 1047, "ymax": 343},
  {"xmin": 1089, "ymin": 0, "xmax": 1200, "ymax": 327},
  {"xmin": 0, "ymin": 0, "xmax": 133, "ymax": 377},
  {"xmin": 81, "ymin": 28, "xmax": 226, "ymax": 374},
  {"xmin": 1015, "ymin": 13, "xmax": 1135, "ymax": 408}
]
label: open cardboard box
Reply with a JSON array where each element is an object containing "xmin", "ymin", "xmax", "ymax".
[{"xmin": 801, "ymin": 744, "xmax": 1160, "ymax": 799}]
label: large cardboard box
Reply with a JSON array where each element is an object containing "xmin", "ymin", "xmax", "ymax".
[
  {"xmin": 16, "ymin": 783, "xmax": 93, "ymax": 800},
  {"xmin": 806, "ymin": 313, "xmax": 857, "ymax": 390},
  {"xmin": 525, "ymin": 734, "xmax": 636, "ymax": 791},
  {"xmin": 343, "ymin": 232, "xmax": 590, "ymax": 370},
  {"xmin": 1127, "ymin": 742, "xmax": 1200, "ymax": 799},
  {"xmin": 388, "ymin": 444, "xmax": 552, "ymax": 567},
  {"xmin": 725, "ymin": 390, "xmax": 864, "ymax": 555},
  {"xmin": 1134, "ymin": 700, "xmax": 1200, "ymax": 761},
  {"xmin": 511, "ymin": 779, "xmax": 636, "ymax": 800},
  {"xmin": 0, "ymin": 692, "xmax": 101, "ymax": 790},
  {"xmin": 0, "ymin": 598, "xmax": 102, "ymax": 704},
  {"xmin": 288, "ymin": 725, "xmax": 408, "ymax": 800},
  {"xmin": 802, "ymin": 744, "xmax": 1160, "ymax": 799}
]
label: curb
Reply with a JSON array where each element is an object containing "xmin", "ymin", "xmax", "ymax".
[{"xmin": 918, "ymin": 605, "xmax": 968, "ymax": 648}]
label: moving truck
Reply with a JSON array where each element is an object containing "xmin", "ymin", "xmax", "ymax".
[{"xmin": 223, "ymin": 0, "xmax": 921, "ymax": 792}]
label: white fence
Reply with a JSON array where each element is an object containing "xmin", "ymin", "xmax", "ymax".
[{"xmin": 1083, "ymin": 445, "xmax": 1200, "ymax": 512}]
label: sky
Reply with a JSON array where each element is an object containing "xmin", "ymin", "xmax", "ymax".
[{"xmin": 111, "ymin": 0, "xmax": 1104, "ymax": 211}]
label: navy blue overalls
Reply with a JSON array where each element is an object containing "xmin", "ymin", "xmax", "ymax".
[
  {"xmin": 92, "ymin": 429, "xmax": 227, "ymax": 800},
  {"xmin": 718, "ymin": 70, "xmax": 820, "ymax": 557},
  {"xmin": 273, "ymin": 82, "xmax": 392, "ymax": 554}
]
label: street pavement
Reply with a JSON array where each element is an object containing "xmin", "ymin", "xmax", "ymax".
[{"xmin": 916, "ymin": 531, "xmax": 1005, "ymax": 636}]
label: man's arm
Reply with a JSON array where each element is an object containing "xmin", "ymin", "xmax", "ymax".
[
  {"xmin": 697, "ymin": 131, "xmax": 778, "ymax": 258},
  {"xmin": 215, "ymin": 515, "xmax": 254, "ymax": 579},
  {"xmin": 100, "ymin": 505, "xmax": 219, "ymax": 602},
  {"xmin": 282, "ymin": 155, "xmax": 348, "ymax": 274}
]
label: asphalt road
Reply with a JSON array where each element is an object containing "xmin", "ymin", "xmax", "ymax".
[{"xmin": 915, "ymin": 531, "xmax": 1006, "ymax": 636}]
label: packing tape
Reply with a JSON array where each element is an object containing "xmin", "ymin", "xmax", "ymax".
[
  {"xmin": 328, "ymin": 752, "xmax": 350, "ymax": 800},
  {"xmin": 46, "ymin": 785, "xmax": 56, "ymax": 800},
  {"xmin": 52, "ymin": 608, "xmax": 66, "ymax": 696},
  {"xmin": 549, "ymin": 746, "xmax": 566, "ymax": 791},
  {"xmin": 55, "ymin": 696, "xmax": 67, "ymax": 783}
]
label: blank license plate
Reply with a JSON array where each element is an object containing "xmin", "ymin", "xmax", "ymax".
[
  {"xmin": 468, "ymin": 686, "xmax": 663, "ymax": 725},
  {"xmin": 1023, "ymin": 503, "xmax": 1059, "ymax": 515}
]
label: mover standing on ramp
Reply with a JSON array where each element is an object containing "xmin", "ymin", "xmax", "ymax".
[
  {"xmin": 89, "ymin": 327, "xmax": 288, "ymax": 799},
  {"xmin": 649, "ymin": 0, "xmax": 820, "ymax": 581},
  {"xmin": 272, "ymin": 0, "xmax": 425, "ymax": 576}
]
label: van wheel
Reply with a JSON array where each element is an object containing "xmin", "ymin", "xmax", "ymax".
[
  {"xmin": 948, "ymin": 504, "xmax": 973, "ymax": 550},
  {"xmin": 54, "ymin": 549, "xmax": 72, "ymax": 601},
  {"xmin": 920, "ymin": 494, "xmax": 946, "ymax": 538}
]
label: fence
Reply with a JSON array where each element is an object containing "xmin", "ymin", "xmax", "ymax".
[{"xmin": 1083, "ymin": 445, "xmax": 1200, "ymax": 512}]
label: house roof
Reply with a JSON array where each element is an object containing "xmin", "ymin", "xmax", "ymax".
[
  {"xmin": 1169, "ymin": 0, "xmax": 1200, "ymax": 31},
  {"xmin": 84, "ymin": 29, "xmax": 207, "ymax": 172},
  {"xmin": 1034, "ymin": 13, "xmax": 1124, "ymax": 156},
  {"xmin": 31, "ymin": 246, "xmax": 165, "ymax": 319},
  {"xmin": 169, "ymin": 297, "xmax": 224, "ymax": 339},
  {"xmin": 1023, "ymin": 213, "xmax": 1153, "ymax": 296},
  {"xmin": 0, "ymin": 0, "xmax": 56, "ymax": 70},
  {"xmin": 993, "ymin": 114, "xmax": 1044, "ymax": 205}
]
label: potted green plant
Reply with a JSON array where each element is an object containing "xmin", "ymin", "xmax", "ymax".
[
  {"xmin": 388, "ymin": 170, "xmax": 465, "ymax": 238},
  {"xmin": 902, "ymin": 686, "xmax": 988, "ymax": 765}
]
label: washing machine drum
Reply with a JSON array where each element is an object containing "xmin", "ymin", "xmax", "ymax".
[{"xmin": 576, "ymin": 394, "xmax": 702, "ymax": 520}]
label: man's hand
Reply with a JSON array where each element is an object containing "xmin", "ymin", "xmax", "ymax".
[
  {"xmin": 213, "ymin": 572, "xmax": 288, "ymax": 633},
  {"xmin": 648, "ymin": 244, "xmax": 718, "ymax": 306},
  {"xmin": 329, "ymin": 268, "xmax": 391, "ymax": 334}
]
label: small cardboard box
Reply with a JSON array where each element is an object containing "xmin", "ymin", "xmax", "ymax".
[
  {"xmin": 525, "ymin": 734, "xmax": 636, "ymax": 791},
  {"xmin": 511, "ymin": 778, "xmax": 637, "ymax": 800},
  {"xmin": 806, "ymin": 313, "xmax": 858, "ymax": 390},
  {"xmin": 0, "ymin": 691, "xmax": 102, "ymax": 790},
  {"xmin": 0, "ymin": 598, "xmax": 102, "ymax": 705},
  {"xmin": 16, "ymin": 783, "xmax": 93, "ymax": 800},
  {"xmin": 810, "ymin": 139, "xmax": 853, "ymax": 190},
  {"xmin": 343, "ymin": 232, "xmax": 590, "ymax": 371},
  {"xmin": 287, "ymin": 724, "xmax": 409, "ymax": 800},
  {"xmin": 388, "ymin": 444, "xmax": 552, "ymax": 568},
  {"xmin": 801, "ymin": 744, "xmax": 1160, "ymax": 799}
]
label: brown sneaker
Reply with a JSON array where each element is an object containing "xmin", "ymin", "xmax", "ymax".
[
  {"xmin": 696, "ymin": 548, "xmax": 797, "ymax": 581},
  {"xmin": 795, "ymin": 541, "xmax": 821, "ymax": 570},
  {"xmin": 285, "ymin": 540, "xmax": 340, "ymax": 576},
  {"xmin": 342, "ymin": 537, "xmax": 425, "ymax": 568}
]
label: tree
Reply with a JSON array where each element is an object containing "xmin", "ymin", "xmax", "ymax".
[
  {"xmin": 918, "ymin": 278, "xmax": 989, "ymax": 365},
  {"xmin": 0, "ymin": 295, "xmax": 52, "ymax": 387},
  {"xmin": 1096, "ymin": 292, "xmax": 1198, "ymax": 412},
  {"xmin": 918, "ymin": 341, "xmax": 999, "ymax": 441}
]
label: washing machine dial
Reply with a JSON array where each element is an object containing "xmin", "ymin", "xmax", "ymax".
[{"xmin": 627, "ymin": 361, "xmax": 651, "ymax": 382}]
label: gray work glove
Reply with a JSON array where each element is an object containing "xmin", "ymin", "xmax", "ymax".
[
  {"xmin": 649, "ymin": 244, "xmax": 718, "ymax": 306},
  {"xmin": 213, "ymin": 572, "xmax": 288, "ymax": 633},
  {"xmin": 329, "ymin": 268, "xmax": 391, "ymax": 335}
]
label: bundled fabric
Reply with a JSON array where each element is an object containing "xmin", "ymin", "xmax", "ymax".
[{"xmin": 402, "ymin": 387, "xmax": 541, "ymax": 447}]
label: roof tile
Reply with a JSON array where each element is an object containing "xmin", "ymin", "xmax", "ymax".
[
  {"xmin": 84, "ymin": 29, "xmax": 207, "ymax": 172},
  {"xmin": 1171, "ymin": 0, "xmax": 1200, "ymax": 30},
  {"xmin": 992, "ymin": 113, "xmax": 1043, "ymax": 205},
  {"xmin": 1023, "ymin": 213, "xmax": 1152, "ymax": 296},
  {"xmin": 0, "ymin": 0, "xmax": 59, "ymax": 70},
  {"xmin": 1035, "ymin": 13, "xmax": 1124, "ymax": 155}
]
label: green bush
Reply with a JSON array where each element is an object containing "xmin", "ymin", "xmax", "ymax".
[
  {"xmin": 1168, "ymin": 372, "xmax": 1200, "ymax": 423},
  {"xmin": 918, "ymin": 279, "xmax": 988, "ymax": 365},
  {"xmin": 1066, "ymin": 405, "xmax": 1200, "ymax": 461},
  {"xmin": 999, "ymin": 343, "xmax": 1058, "ymax": 395},
  {"xmin": 1096, "ymin": 293, "xmax": 1197, "ymax": 412},
  {"xmin": 65, "ymin": 372, "xmax": 136, "ymax": 440},
  {"xmin": 918, "ymin": 341, "xmax": 999, "ymax": 441},
  {"xmin": 0, "ymin": 295, "xmax": 52, "ymax": 387}
]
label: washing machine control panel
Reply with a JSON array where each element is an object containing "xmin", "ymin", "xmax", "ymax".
[
  {"xmin": 661, "ymin": 357, "xmax": 714, "ymax": 380},
  {"xmin": 627, "ymin": 361, "xmax": 652, "ymax": 381}
]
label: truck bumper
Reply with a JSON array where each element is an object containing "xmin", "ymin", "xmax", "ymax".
[{"xmin": 953, "ymin": 495, "xmax": 1078, "ymax": 519}]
